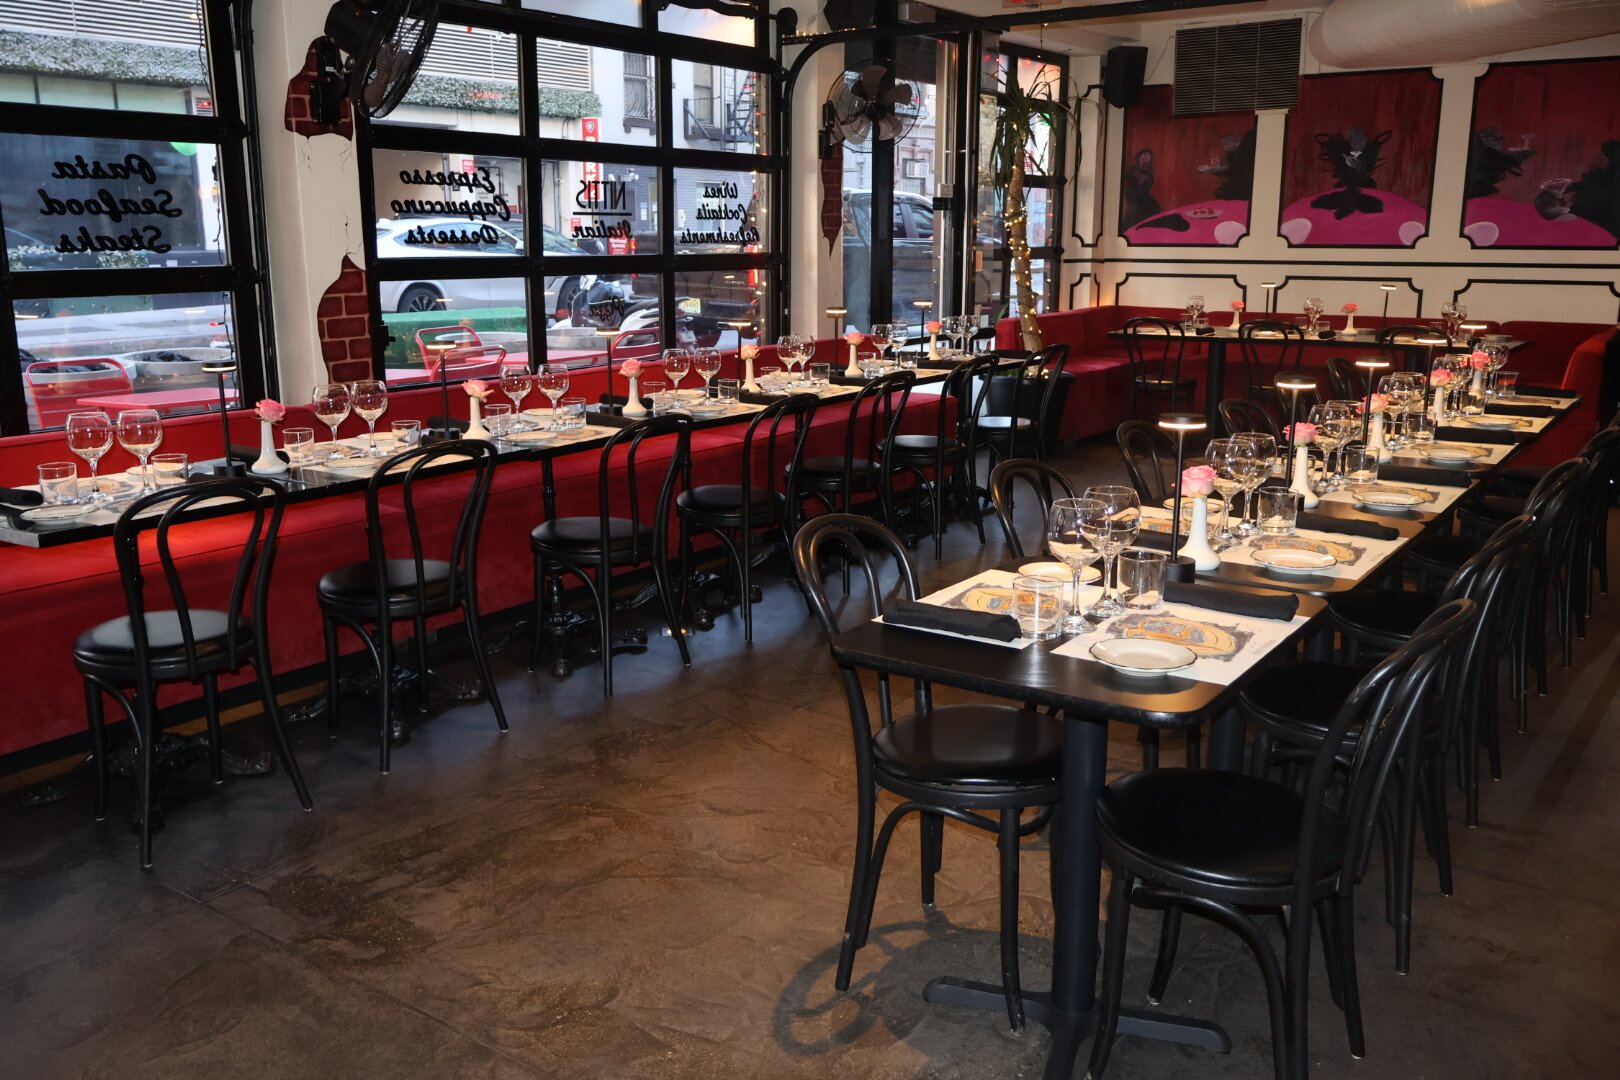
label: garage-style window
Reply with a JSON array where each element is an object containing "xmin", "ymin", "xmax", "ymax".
[{"xmin": 360, "ymin": 0, "xmax": 773, "ymax": 388}]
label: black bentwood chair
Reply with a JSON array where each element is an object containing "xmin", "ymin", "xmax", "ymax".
[
  {"xmin": 529, "ymin": 414, "xmax": 691, "ymax": 697},
  {"xmin": 793, "ymin": 514, "xmax": 1062, "ymax": 1034},
  {"xmin": 1087, "ymin": 600, "xmax": 1477, "ymax": 1080},
  {"xmin": 676, "ymin": 393, "xmax": 817, "ymax": 644},
  {"xmin": 796, "ymin": 369, "xmax": 914, "ymax": 528},
  {"xmin": 1218, "ymin": 397, "xmax": 1282, "ymax": 442},
  {"xmin": 973, "ymin": 344, "xmax": 1069, "ymax": 464},
  {"xmin": 76, "ymin": 479, "xmax": 311, "ymax": 868},
  {"xmin": 1123, "ymin": 317, "xmax": 1196, "ymax": 419},
  {"xmin": 988, "ymin": 457, "xmax": 1076, "ymax": 558},
  {"xmin": 1325, "ymin": 357, "xmax": 1360, "ymax": 402},
  {"xmin": 318, "ymin": 441, "xmax": 506, "ymax": 773},
  {"xmin": 885, "ymin": 353, "xmax": 1000, "ymax": 558},
  {"xmin": 1115, "ymin": 419, "xmax": 1177, "ymax": 505},
  {"xmin": 1236, "ymin": 319, "xmax": 1307, "ymax": 408}
]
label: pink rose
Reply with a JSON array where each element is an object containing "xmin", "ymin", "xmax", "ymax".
[
  {"xmin": 1287, "ymin": 421, "xmax": 1317, "ymax": 444},
  {"xmin": 1359, "ymin": 393, "xmax": 1389, "ymax": 414},
  {"xmin": 1430, "ymin": 369, "xmax": 1453, "ymax": 387},
  {"xmin": 740, "ymin": 344, "xmax": 759, "ymax": 360},
  {"xmin": 463, "ymin": 379, "xmax": 492, "ymax": 399},
  {"xmin": 926, "ymin": 320, "xmax": 942, "ymax": 334},
  {"xmin": 1181, "ymin": 464, "xmax": 1217, "ymax": 498},
  {"xmin": 1342, "ymin": 303, "xmax": 1359, "ymax": 313},
  {"xmin": 619, "ymin": 359, "xmax": 643, "ymax": 378},
  {"xmin": 1469, "ymin": 350, "xmax": 1491, "ymax": 370},
  {"xmin": 843, "ymin": 330, "xmax": 865, "ymax": 345},
  {"xmin": 256, "ymin": 398, "xmax": 286, "ymax": 423},
  {"xmin": 1230, "ymin": 300, "xmax": 1245, "ymax": 311}
]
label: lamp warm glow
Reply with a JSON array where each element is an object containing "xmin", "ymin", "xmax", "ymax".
[{"xmin": 1277, "ymin": 375, "xmax": 1317, "ymax": 392}]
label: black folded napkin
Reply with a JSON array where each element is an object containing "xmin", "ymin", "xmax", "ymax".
[
  {"xmin": 738, "ymin": 390, "xmax": 783, "ymax": 406},
  {"xmin": 0, "ymin": 486, "xmax": 44, "ymax": 508},
  {"xmin": 586, "ymin": 409, "xmax": 640, "ymax": 429},
  {"xmin": 885, "ymin": 599, "xmax": 1021, "ymax": 642},
  {"xmin": 1517, "ymin": 384, "xmax": 1577, "ymax": 399},
  {"xmin": 829, "ymin": 371, "xmax": 872, "ymax": 386},
  {"xmin": 1484, "ymin": 402, "xmax": 1552, "ymax": 418},
  {"xmin": 1195, "ymin": 326, "xmax": 1216, "ymax": 336},
  {"xmin": 1164, "ymin": 581, "xmax": 1299, "ymax": 621},
  {"xmin": 1296, "ymin": 511, "xmax": 1399, "ymax": 540},
  {"xmin": 1377, "ymin": 464, "xmax": 1474, "ymax": 488},
  {"xmin": 1437, "ymin": 426, "xmax": 1521, "ymax": 445},
  {"xmin": 1130, "ymin": 529, "xmax": 1174, "ymax": 552},
  {"xmin": 1316, "ymin": 330, "xmax": 1337, "ymax": 340}
]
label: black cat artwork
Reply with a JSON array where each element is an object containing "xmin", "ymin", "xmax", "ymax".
[
  {"xmin": 1569, "ymin": 138, "xmax": 1620, "ymax": 240},
  {"xmin": 1464, "ymin": 127, "xmax": 1535, "ymax": 199},
  {"xmin": 1309, "ymin": 128, "xmax": 1393, "ymax": 219},
  {"xmin": 1199, "ymin": 129, "xmax": 1257, "ymax": 200},
  {"xmin": 1120, "ymin": 148, "xmax": 1161, "ymax": 230}
]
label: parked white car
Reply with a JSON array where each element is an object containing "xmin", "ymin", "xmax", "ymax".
[{"xmin": 374, "ymin": 217, "xmax": 583, "ymax": 319}]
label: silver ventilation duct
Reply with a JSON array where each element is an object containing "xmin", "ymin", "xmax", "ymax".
[{"xmin": 1308, "ymin": 0, "xmax": 1620, "ymax": 69}]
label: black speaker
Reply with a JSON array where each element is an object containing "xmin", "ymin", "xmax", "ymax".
[{"xmin": 1103, "ymin": 46, "xmax": 1148, "ymax": 108}]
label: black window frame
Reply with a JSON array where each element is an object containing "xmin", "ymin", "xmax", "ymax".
[
  {"xmin": 0, "ymin": 0, "xmax": 270, "ymax": 437},
  {"xmin": 358, "ymin": 0, "xmax": 777, "ymax": 380}
]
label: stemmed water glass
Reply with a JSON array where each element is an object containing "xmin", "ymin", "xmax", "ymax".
[
  {"xmin": 776, "ymin": 335, "xmax": 801, "ymax": 384},
  {"xmin": 694, "ymin": 347, "xmax": 723, "ymax": 396},
  {"xmin": 1047, "ymin": 497, "xmax": 1104, "ymax": 634},
  {"xmin": 1205, "ymin": 437, "xmax": 1241, "ymax": 549},
  {"xmin": 311, "ymin": 382, "xmax": 351, "ymax": 459},
  {"xmin": 500, "ymin": 362, "xmax": 531, "ymax": 425},
  {"xmin": 352, "ymin": 379, "xmax": 388, "ymax": 455},
  {"xmin": 869, "ymin": 323, "xmax": 894, "ymax": 367},
  {"xmin": 662, "ymin": 347, "xmax": 692, "ymax": 398},
  {"xmin": 116, "ymin": 409, "xmax": 164, "ymax": 493},
  {"xmin": 1440, "ymin": 301, "xmax": 1466, "ymax": 340},
  {"xmin": 1080, "ymin": 485, "xmax": 1141, "ymax": 620},
  {"xmin": 538, "ymin": 364, "xmax": 569, "ymax": 429},
  {"xmin": 1227, "ymin": 433, "xmax": 1275, "ymax": 534},
  {"xmin": 1185, "ymin": 296, "xmax": 1205, "ymax": 324},
  {"xmin": 65, "ymin": 410, "xmax": 114, "ymax": 503}
]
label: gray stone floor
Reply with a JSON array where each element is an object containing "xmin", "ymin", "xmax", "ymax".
[{"xmin": 3, "ymin": 441, "xmax": 1618, "ymax": 1078}]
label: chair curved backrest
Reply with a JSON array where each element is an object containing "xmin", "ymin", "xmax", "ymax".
[
  {"xmin": 1434, "ymin": 515, "xmax": 1532, "ymax": 747},
  {"xmin": 24, "ymin": 357, "xmax": 133, "ymax": 428},
  {"xmin": 730, "ymin": 392, "xmax": 818, "ymax": 540},
  {"xmin": 111, "ymin": 478, "xmax": 285, "ymax": 683},
  {"xmin": 989, "ymin": 458, "xmax": 1077, "ymax": 558},
  {"xmin": 1115, "ymin": 419, "xmax": 1175, "ymax": 504},
  {"xmin": 836, "ymin": 369, "xmax": 915, "ymax": 494},
  {"xmin": 1236, "ymin": 320, "xmax": 1306, "ymax": 401},
  {"xmin": 1377, "ymin": 324, "xmax": 1450, "ymax": 371},
  {"xmin": 1325, "ymin": 357, "xmax": 1359, "ymax": 400},
  {"xmin": 593, "ymin": 413, "xmax": 692, "ymax": 565},
  {"xmin": 415, "ymin": 324, "xmax": 481, "ymax": 367},
  {"xmin": 984, "ymin": 344, "xmax": 1069, "ymax": 454},
  {"xmin": 1217, "ymin": 398, "xmax": 1280, "ymax": 441},
  {"xmin": 363, "ymin": 440, "xmax": 497, "ymax": 617},
  {"xmin": 1122, "ymin": 317, "xmax": 1185, "ymax": 393}
]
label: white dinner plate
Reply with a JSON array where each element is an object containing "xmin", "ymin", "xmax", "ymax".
[
  {"xmin": 1459, "ymin": 415, "xmax": 1525, "ymax": 430},
  {"xmin": 506, "ymin": 428, "xmax": 559, "ymax": 444},
  {"xmin": 1423, "ymin": 447, "xmax": 1486, "ymax": 467},
  {"xmin": 21, "ymin": 503, "xmax": 96, "ymax": 524},
  {"xmin": 1351, "ymin": 487, "xmax": 1425, "ymax": 511},
  {"xmin": 321, "ymin": 456, "xmax": 381, "ymax": 471},
  {"xmin": 1252, "ymin": 547, "xmax": 1338, "ymax": 575},
  {"xmin": 1018, "ymin": 561, "xmax": 1101, "ymax": 583},
  {"xmin": 1089, "ymin": 638, "xmax": 1197, "ymax": 677}
]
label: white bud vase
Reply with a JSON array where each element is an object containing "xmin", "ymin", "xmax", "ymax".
[
  {"xmin": 1230, "ymin": 309, "xmax": 1242, "ymax": 328},
  {"xmin": 845, "ymin": 341, "xmax": 862, "ymax": 378},
  {"xmin": 622, "ymin": 374, "xmax": 647, "ymax": 418},
  {"xmin": 251, "ymin": 419, "xmax": 287, "ymax": 476},
  {"xmin": 1367, "ymin": 413, "xmax": 1391, "ymax": 462},
  {"xmin": 1343, "ymin": 312, "xmax": 1357, "ymax": 334},
  {"xmin": 742, "ymin": 352, "xmax": 760, "ymax": 393},
  {"xmin": 1290, "ymin": 444, "xmax": 1320, "ymax": 508},
  {"xmin": 1178, "ymin": 497, "xmax": 1222, "ymax": 572},
  {"xmin": 465, "ymin": 395, "xmax": 491, "ymax": 439},
  {"xmin": 927, "ymin": 333, "xmax": 940, "ymax": 363}
]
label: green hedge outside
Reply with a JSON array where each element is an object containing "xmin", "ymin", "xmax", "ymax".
[{"xmin": 381, "ymin": 307, "xmax": 529, "ymax": 368}]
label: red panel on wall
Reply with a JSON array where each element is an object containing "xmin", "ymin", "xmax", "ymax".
[{"xmin": 1117, "ymin": 85, "xmax": 1256, "ymax": 247}]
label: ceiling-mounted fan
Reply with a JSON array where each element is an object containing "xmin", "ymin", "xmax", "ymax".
[
  {"xmin": 823, "ymin": 63, "xmax": 924, "ymax": 154},
  {"xmin": 311, "ymin": 0, "xmax": 440, "ymax": 124}
]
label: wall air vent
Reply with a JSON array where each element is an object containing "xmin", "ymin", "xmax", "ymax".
[{"xmin": 1173, "ymin": 19, "xmax": 1301, "ymax": 116}]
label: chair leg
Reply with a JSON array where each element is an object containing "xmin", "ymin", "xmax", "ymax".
[
  {"xmin": 1185, "ymin": 727, "xmax": 1202, "ymax": 769},
  {"xmin": 202, "ymin": 672, "xmax": 224, "ymax": 785},
  {"xmin": 596, "ymin": 565, "xmax": 615, "ymax": 699},
  {"xmin": 527, "ymin": 554, "xmax": 547, "ymax": 674},
  {"xmin": 997, "ymin": 808, "xmax": 1026, "ymax": 1034},
  {"xmin": 83, "ymin": 678, "xmax": 108, "ymax": 822},
  {"xmin": 1138, "ymin": 726, "xmax": 1160, "ymax": 770},
  {"xmin": 1249, "ymin": 730, "xmax": 1275, "ymax": 778},
  {"xmin": 377, "ymin": 628, "xmax": 395, "ymax": 775},
  {"xmin": 919, "ymin": 811, "xmax": 942, "ymax": 907},
  {"xmin": 1315, "ymin": 899, "xmax": 1345, "ymax": 1011},
  {"xmin": 835, "ymin": 779, "xmax": 876, "ymax": 992},
  {"xmin": 1147, "ymin": 906, "xmax": 1182, "ymax": 1004},
  {"xmin": 651, "ymin": 548, "xmax": 691, "ymax": 668},
  {"xmin": 1085, "ymin": 869, "xmax": 1133, "ymax": 1080},
  {"xmin": 255, "ymin": 636, "xmax": 312, "ymax": 811},
  {"xmin": 738, "ymin": 524, "xmax": 755, "ymax": 645},
  {"xmin": 463, "ymin": 600, "xmax": 507, "ymax": 732},
  {"xmin": 1335, "ymin": 893, "xmax": 1366, "ymax": 1058},
  {"xmin": 1422, "ymin": 755, "xmax": 1453, "ymax": 896},
  {"xmin": 414, "ymin": 614, "xmax": 432, "ymax": 714},
  {"xmin": 322, "ymin": 614, "xmax": 342, "ymax": 734},
  {"xmin": 136, "ymin": 680, "xmax": 156, "ymax": 869}
]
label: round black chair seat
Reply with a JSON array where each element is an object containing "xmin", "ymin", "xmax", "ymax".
[
  {"xmin": 872, "ymin": 704, "xmax": 1062, "ymax": 789},
  {"xmin": 1239, "ymin": 661, "xmax": 1370, "ymax": 742},
  {"xmin": 799, "ymin": 457, "xmax": 879, "ymax": 488},
  {"xmin": 531, "ymin": 517, "xmax": 655, "ymax": 561},
  {"xmin": 1096, "ymin": 768, "xmax": 1344, "ymax": 902},
  {"xmin": 74, "ymin": 610, "xmax": 251, "ymax": 679},
  {"xmin": 318, "ymin": 559, "xmax": 455, "ymax": 616},
  {"xmin": 1405, "ymin": 531, "xmax": 1484, "ymax": 574},
  {"xmin": 676, "ymin": 485, "xmax": 783, "ymax": 527},
  {"xmin": 1329, "ymin": 589, "xmax": 1440, "ymax": 645},
  {"xmin": 884, "ymin": 434, "xmax": 962, "ymax": 460}
]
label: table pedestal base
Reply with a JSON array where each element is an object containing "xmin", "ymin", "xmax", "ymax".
[{"xmin": 923, "ymin": 976, "xmax": 1230, "ymax": 1080}]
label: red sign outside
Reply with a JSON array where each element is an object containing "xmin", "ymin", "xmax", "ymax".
[{"xmin": 581, "ymin": 117, "xmax": 600, "ymax": 141}]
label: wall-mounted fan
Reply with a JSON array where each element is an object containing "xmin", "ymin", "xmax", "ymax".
[
  {"xmin": 312, "ymin": 0, "xmax": 440, "ymax": 123},
  {"xmin": 823, "ymin": 63, "xmax": 923, "ymax": 153}
]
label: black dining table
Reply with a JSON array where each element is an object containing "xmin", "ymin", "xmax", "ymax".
[{"xmin": 830, "ymin": 584, "xmax": 1328, "ymax": 1080}]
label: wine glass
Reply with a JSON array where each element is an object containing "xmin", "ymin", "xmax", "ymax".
[
  {"xmin": 538, "ymin": 364, "xmax": 570, "ymax": 430},
  {"xmin": 283, "ymin": 427, "xmax": 315, "ymax": 485},
  {"xmin": 1080, "ymin": 485, "xmax": 1141, "ymax": 620},
  {"xmin": 662, "ymin": 348, "xmax": 692, "ymax": 398},
  {"xmin": 311, "ymin": 382, "xmax": 351, "ymax": 459},
  {"xmin": 1227, "ymin": 433, "xmax": 1275, "ymax": 533},
  {"xmin": 1204, "ymin": 437, "xmax": 1241, "ymax": 550},
  {"xmin": 500, "ymin": 362, "xmax": 531, "ymax": 423},
  {"xmin": 116, "ymin": 409, "xmax": 164, "ymax": 493},
  {"xmin": 1325, "ymin": 401, "xmax": 1361, "ymax": 485},
  {"xmin": 694, "ymin": 347, "xmax": 723, "ymax": 396},
  {"xmin": 1047, "ymin": 497, "xmax": 1104, "ymax": 634},
  {"xmin": 869, "ymin": 323, "xmax": 894, "ymax": 367},
  {"xmin": 776, "ymin": 335, "xmax": 801, "ymax": 384},
  {"xmin": 65, "ymin": 411, "xmax": 114, "ymax": 504},
  {"xmin": 1186, "ymin": 295, "xmax": 1205, "ymax": 322},
  {"xmin": 351, "ymin": 379, "xmax": 388, "ymax": 456}
]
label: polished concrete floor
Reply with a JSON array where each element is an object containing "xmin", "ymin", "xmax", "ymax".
[{"xmin": 3, "ymin": 442, "xmax": 1619, "ymax": 1079}]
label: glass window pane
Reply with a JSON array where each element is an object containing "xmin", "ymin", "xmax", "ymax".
[
  {"xmin": 0, "ymin": 133, "xmax": 227, "ymax": 272},
  {"xmin": 372, "ymin": 150, "xmax": 524, "ymax": 259},
  {"xmin": 539, "ymin": 162, "xmax": 660, "ymax": 256},
  {"xmin": 522, "ymin": 0, "xmax": 640, "ymax": 25},
  {"xmin": 673, "ymin": 61, "xmax": 767, "ymax": 154},
  {"xmin": 16, "ymin": 292, "xmax": 235, "ymax": 432},
  {"xmin": 0, "ymin": 73, "xmax": 35, "ymax": 104},
  {"xmin": 540, "ymin": 42, "xmax": 656, "ymax": 147},
  {"xmin": 674, "ymin": 169, "xmax": 766, "ymax": 253},
  {"xmin": 379, "ymin": 26, "xmax": 519, "ymax": 135},
  {"xmin": 675, "ymin": 268, "xmax": 769, "ymax": 347},
  {"xmin": 0, "ymin": 3, "xmax": 213, "ymax": 108},
  {"xmin": 378, "ymin": 280, "xmax": 529, "ymax": 388},
  {"xmin": 659, "ymin": 5, "xmax": 756, "ymax": 46},
  {"xmin": 544, "ymin": 273, "xmax": 662, "ymax": 364}
]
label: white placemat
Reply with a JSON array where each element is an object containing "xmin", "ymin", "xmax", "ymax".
[
  {"xmin": 1052, "ymin": 600, "xmax": 1308, "ymax": 686},
  {"xmin": 1392, "ymin": 440, "xmax": 1514, "ymax": 466},
  {"xmin": 874, "ymin": 568, "xmax": 1071, "ymax": 650},
  {"xmin": 1320, "ymin": 481, "xmax": 1465, "ymax": 515}
]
